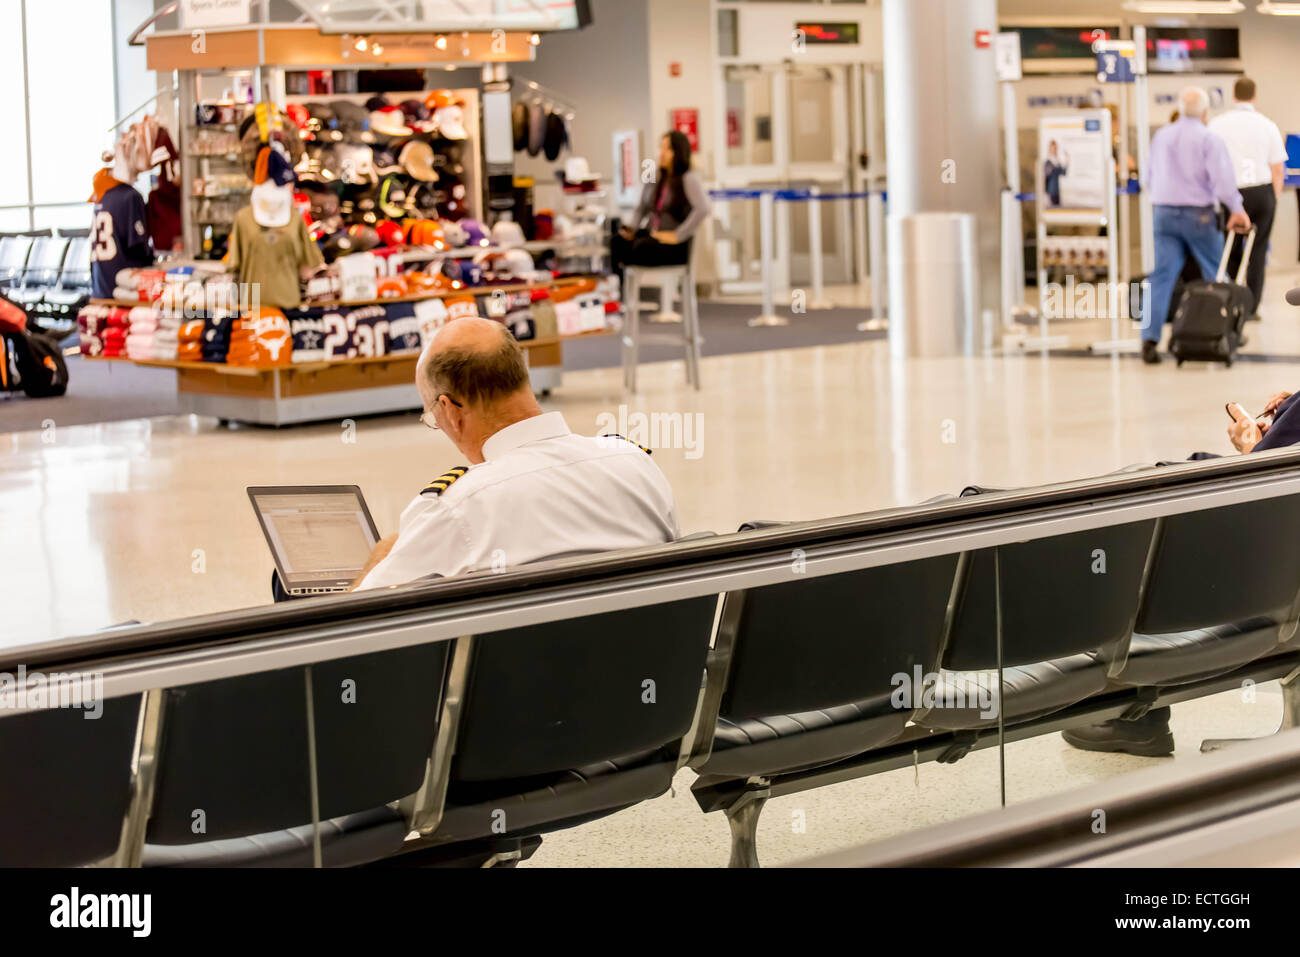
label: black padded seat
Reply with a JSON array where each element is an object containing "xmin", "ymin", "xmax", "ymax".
[
  {"xmin": 143, "ymin": 643, "xmax": 447, "ymax": 866},
  {"xmin": 1114, "ymin": 618, "xmax": 1282, "ymax": 688},
  {"xmin": 704, "ymin": 694, "xmax": 905, "ymax": 777},
  {"xmin": 1109, "ymin": 496, "xmax": 1300, "ymax": 687},
  {"xmin": 0, "ymin": 695, "xmax": 143, "ymax": 866},
  {"xmin": 917, "ymin": 520, "xmax": 1155, "ymax": 732},
  {"xmin": 916, "ymin": 654, "xmax": 1106, "ymax": 731},
  {"xmin": 692, "ymin": 550, "xmax": 961, "ymax": 780},
  {"xmin": 420, "ymin": 598, "xmax": 717, "ymax": 852},
  {"xmin": 432, "ymin": 746, "xmax": 672, "ymax": 845},
  {"xmin": 141, "ymin": 806, "xmax": 409, "ymax": 868}
]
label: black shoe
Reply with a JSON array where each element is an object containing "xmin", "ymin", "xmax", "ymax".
[
  {"xmin": 1062, "ymin": 707, "xmax": 1174, "ymax": 757},
  {"xmin": 1141, "ymin": 340, "xmax": 1162, "ymax": 365}
]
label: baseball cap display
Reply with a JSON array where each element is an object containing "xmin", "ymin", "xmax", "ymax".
[
  {"xmin": 399, "ymin": 140, "xmax": 439, "ymax": 182},
  {"xmin": 426, "ymin": 90, "xmax": 468, "ymax": 140},
  {"xmin": 364, "ymin": 95, "xmax": 391, "ymax": 112},
  {"xmin": 543, "ymin": 111, "xmax": 569, "ymax": 161},
  {"xmin": 399, "ymin": 99, "xmax": 434, "ymax": 133},
  {"xmin": 371, "ymin": 146, "xmax": 402, "ymax": 176},
  {"xmin": 330, "ymin": 100, "xmax": 375, "ymax": 143},
  {"xmin": 305, "ymin": 103, "xmax": 343, "ymax": 142},
  {"xmin": 375, "ymin": 220, "xmax": 406, "ymax": 247},
  {"xmin": 370, "ymin": 107, "xmax": 413, "ymax": 139},
  {"xmin": 377, "ymin": 175, "xmax": 409, "ymax": 218},
  {"xmin": 562, "ymin": 156, "xmax": 599, "ymax": 189},
  {"xmin": 345, "ymin": 224, "xmax": 381, "ymax": 253},
  {"xmin": 440, "ymin": 218, "xmax": 469, "ymax": 248},
  {"xmin": 490, "ymin": 220, "xmax": 527, "ymax": 249},
  {"xmin": 526, "ymin": 101, "xmax": 546, "ymax": 157},
  {"xmin": 251, "ymin": 146, "xmax": 297, "ymax": 228},
  {"xmin": 435, "ymin": 175, "xmax": 469, "ymax": 220},
  {"xmin": 460, "ymin": 218, "xmax": 489, "ymax": 247},
  {"xmin": 337, "ymin": 144, "xmax": 377, "ymax": 186}
]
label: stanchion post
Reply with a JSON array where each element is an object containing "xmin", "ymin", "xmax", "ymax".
[
  {"xmin": 807, "ymin": 187, "xmax": 833, "ymax": 310},
  {"xmin": 748, "ymin": 189, "xmax": 787, "ymax": 327},
  {"xmin": 863, "ymin": 189, "xmax": 886, "ymax": 331}
]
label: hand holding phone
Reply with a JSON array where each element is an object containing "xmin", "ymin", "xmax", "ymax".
[{"xmin": 1225, "ymin": 402, "xmax": 1251, "ymax": 423}]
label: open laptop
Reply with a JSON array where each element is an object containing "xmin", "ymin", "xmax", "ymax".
[{"xmin": 248, "ymin": 486, "xmax": 381, "ymax": 596}]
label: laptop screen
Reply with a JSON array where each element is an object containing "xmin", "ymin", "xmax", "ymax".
[{"xmin": 250, "ymin": 488, "xmax": 379, "ymax": 588}]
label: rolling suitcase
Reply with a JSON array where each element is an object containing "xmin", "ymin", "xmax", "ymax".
[{"xmin": 1168, "ymin": 227, "xmax": 1255, "ymax": 367}]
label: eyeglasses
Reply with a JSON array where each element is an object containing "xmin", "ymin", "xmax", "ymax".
[{"xmin": 420, "ymin": 393, "xmax": 463, "ymax": 430}]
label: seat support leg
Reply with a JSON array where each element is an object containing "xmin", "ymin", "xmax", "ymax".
[
  {"xmin": 1201, "ymin": 665, "xmax": 1300, "ymax": 753},
  {"xmin": 724, "ymin": 782, "xmax": 771, "ymax": 868}
]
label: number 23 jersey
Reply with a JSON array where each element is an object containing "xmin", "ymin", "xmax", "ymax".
[{"xmin": 91, "ymin": 183, "xmax": 152, "ymax": 300}]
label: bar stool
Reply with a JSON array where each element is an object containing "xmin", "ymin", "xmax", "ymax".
[{"xmin": 621, "ymin": 259, "xmax": 702, "ymax": 393}]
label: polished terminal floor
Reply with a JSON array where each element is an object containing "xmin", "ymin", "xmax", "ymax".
[{"xmin": 4, "ymin": 270, "xmax": 1300, "ymax": 866}]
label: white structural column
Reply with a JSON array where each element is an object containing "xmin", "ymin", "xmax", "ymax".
[{"xmin": 882, "ymin": 0, "xmax": 1002, "ymax": 356}]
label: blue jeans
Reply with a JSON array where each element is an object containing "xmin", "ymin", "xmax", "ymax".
[{"xmin": 1145, "ymin": 205, "xmax": 1224, "ymax": 343}]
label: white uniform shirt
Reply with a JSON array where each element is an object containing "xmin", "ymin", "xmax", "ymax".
[
  {"xmin": 357, "ymin": 412, "xmax": 680, "ymax": 589},
  {"xmin": 1208, "ymin": 103, "xmax": 1286, "ymax": 188}
]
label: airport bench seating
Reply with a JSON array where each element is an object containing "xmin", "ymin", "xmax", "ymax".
[
  {"xmin": 122, "ymin": 598, "xmax": 713, "ymax": 869},
  {"xmin": 4, "ymin": 464, "xmax": 1300, "ymax": 868}
]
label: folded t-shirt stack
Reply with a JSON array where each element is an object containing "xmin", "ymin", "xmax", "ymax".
[
  {"xmin": 113, "ymin": 268, "xmax": 168, "ymax": 304},
  {"xmin": 125, "ymin": 306, "xmax": 160, "ymax": 360},
  {"xmin": 101, "ymin": 308, "xmax": 129, "ymax": 358},
  {"xmin": 77, "ymin": 304, "xmax": 112, "ymax": 357},
  {"xmin": 226, "ymin": 309, "xmax": 292, "ymax": 367},
  {"xmin": 152, "ymin": 313, "xmax": 181, "ymax": 361},
  {"xmin": 177, "ymin": 319, "xmax": 204, "ymax": 362},
  {"xmin": 201, "ymin": 314, "xmax": 233, "ymax": 363}
]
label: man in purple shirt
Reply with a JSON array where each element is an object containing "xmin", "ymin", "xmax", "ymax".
[{"xmin": 1142, "ymin": 86, "xmax": 1251, "ymax": 364}]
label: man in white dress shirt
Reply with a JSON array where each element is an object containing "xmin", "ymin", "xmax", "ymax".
[
  {"xmin": 353, "ymin": 317, "xmax": 679, "ymax": 590},
  {"xmin": 1208, "ymin": 76, "xmax": 1286, "ymax": 316}
]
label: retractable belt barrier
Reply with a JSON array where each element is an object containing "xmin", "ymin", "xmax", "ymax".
[{"xmin": 708, "ymin": 187, "xmax": 887, "ymax": 326}]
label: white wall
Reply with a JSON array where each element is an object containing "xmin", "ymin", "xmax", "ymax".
[{"xmin": 648, "ymin": 0, "xmax": 716, "ymax": 179}]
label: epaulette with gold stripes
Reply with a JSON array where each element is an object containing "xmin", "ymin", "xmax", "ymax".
[
  {"xmin": 421, "ymin": 466, "xmax": 469, "ymax": 497},
  {"xmin": 601, "ymin": 433, "xmax": 652, "ymax": 455}
]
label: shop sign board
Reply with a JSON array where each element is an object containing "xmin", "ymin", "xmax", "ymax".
[
  {"xmin": 1096, "ymin": 40, "xmax": 1139, "ymax": 84},
  {"xmin": 612, "ymin": 130, "xmax": 641, "ymax": 208},
  {"xmin": 1037, "ymin": 110, "xmax": 1112, "ymax": 224},
  {"xmin": 179, "ymin": 0, "xmax": 250, "ymax": 29},
  {"xmin": 995, "ymin": 32, "xmax": 1022, "ymax": 82},
  {"xmin": 671, "ymin": 109, "xmax": 699, "ymax": 153}
]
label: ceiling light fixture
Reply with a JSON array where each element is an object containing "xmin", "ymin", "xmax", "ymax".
[
  {"xmin": 1258, "ymin": 0, "xmax": 1300, "ymax": 13},
  {"xmin": 435, "ymin": 35, "xmax": 448, "ymax": 50},
  {"xmin": 354, "ymin": 36, "xmax": 368, "ymax": 52},
  {"xmin": 1121, "ymin": 0, "xmax": 1244, "ymax": 12}
]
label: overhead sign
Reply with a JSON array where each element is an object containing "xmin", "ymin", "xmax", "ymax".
[
  {"xmin": 1096, "ymin": 40, "xmax": 1139, "ymax": 84},
  {"xmin": 795, "ymin": 22, "xmax": 860, "ymax": 45},
  {"xmin": 179, "ymin": 0, "xmax": 250, "ymax": 29},
  {"xmin": 995, "ymin": 32, "xmax": 1022, "ymax": 82}
]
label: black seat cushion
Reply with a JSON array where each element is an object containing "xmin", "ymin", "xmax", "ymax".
[
  {"xmin": 702, "ymin": 693, "xmax": 907, "ymax": 778},
  {"xmin": 1111, "ymin": 617, "xmax": 1281, "ymax": 687},
  {"xmin": 433, "ymin": 747, "xmax": 675, "ymax": 846},
  {"xmin": 915, "ymin": 653, "xmax": 1108, "ymax": 731},
  {"xmin": 142, "ymin": 806, "xmax": 409, "ymax": 868}
]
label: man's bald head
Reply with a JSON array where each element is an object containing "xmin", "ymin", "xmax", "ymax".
[{"xmin": 417, "ymin": 317, "xmax": 531, "ymax": 408}]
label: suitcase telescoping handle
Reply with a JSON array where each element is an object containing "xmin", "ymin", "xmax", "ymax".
[{"xmin": 1215, "ymin": 226, "xmax": 1257, "ymax": 286}]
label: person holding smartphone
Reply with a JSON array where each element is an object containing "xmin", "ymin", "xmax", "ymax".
[
  {"xmin": 1228, "ymin": 390, "xmax": 1299, "ymax": 453},
  {"xmin": 1064, "ymin": 388, "xmax": 1300, "ymax": 757}
]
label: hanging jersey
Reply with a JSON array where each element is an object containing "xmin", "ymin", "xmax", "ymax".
[{"xmin": 91, "ymin": 183, "xmax": 152, "ymax": 300}]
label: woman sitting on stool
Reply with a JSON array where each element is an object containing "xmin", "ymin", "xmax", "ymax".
[{"xmin": 611, "ymin": 129, "xmax": 711, "ymax": 288}]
